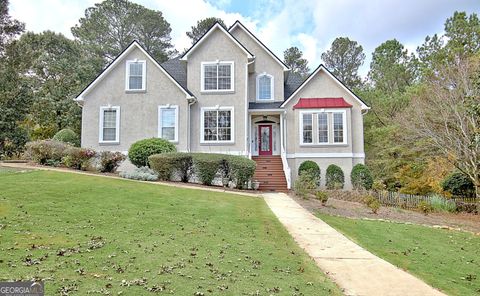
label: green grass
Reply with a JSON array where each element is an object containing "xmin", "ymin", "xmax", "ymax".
[
  {"xmin": 318, "ymin": 213, "xmax": 480, "ymax": 296},
  {"xmin": 0, "ymin": 170, "xmax": 341, "ymax": 295}
]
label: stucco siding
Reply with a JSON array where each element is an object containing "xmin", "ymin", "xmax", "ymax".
[
  {"xmin": 81, "ymin": 47, "xmax": 188, "ymax": 152},
  {"xmin": 230, "ymin": 27, "xmax": 284, "ymax": 102},
  {"xmin": 186, "ymin": 28, "xmax": 249, "ymax": 154}
]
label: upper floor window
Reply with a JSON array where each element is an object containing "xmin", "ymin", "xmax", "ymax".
[
  {"xmin": 201, "ymin": 61, "xmax": 234, "ymax": 92},
  {"xmin": 201, "ymin": 107, "xmax": 234, "ymax": 143},
  {"xmin": 126, "ymin": 60, "xmax": 146, "ymax": 91},
  {"xmin": 158, "ymin": 105, "xmax": 179, "ymax": 142},
  {"xmin": 99, "ymin": 106, "xmax": 120, "ymax": 143},
  {"xmin": 256, "ymin": 73, "xmax": 274, "ymax": 100},
  {"xmin": 299, "ymin": 110, "xmax": 347, "ymax": 145}
]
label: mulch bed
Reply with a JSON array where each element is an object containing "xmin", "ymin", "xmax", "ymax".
[{"xmin": 292, "ymin": 194, "xmax": 480, "ymax": 234}]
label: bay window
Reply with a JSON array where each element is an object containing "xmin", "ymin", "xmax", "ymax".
[{"xmin": 299, "ymin": 110, "xmax": 347, "ymax": 145}]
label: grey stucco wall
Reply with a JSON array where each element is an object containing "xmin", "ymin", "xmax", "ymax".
[
  {"xmin": 283, "ymin": 69, "xmax": 366, "ymax": 189},
  {"xmin": 230, "ymin": 27, "xmax": 285, "ymax": 102},
  {"xmin": 186, "ymin": 28, "xmax": 249, "ymax": 154},
  {"xmin": 81, "ymin": 47, "xmax": 189, "ymax": 152}
]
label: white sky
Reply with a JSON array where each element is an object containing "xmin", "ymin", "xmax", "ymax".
[{"xmin": 9, "ymin": 0, "xmax": 480, "ymax": 77}]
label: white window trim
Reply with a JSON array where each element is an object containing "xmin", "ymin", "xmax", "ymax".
[
  {"xmin": 200, "ymin": 106, "xmax": 235, "ymax": 144},
  {"xmin": 256, "ymin": 73, "xmax": 274, "ymax": 101},
  {"xmin": 332, "ymin": 110, "xmax": 347, "ymax": 144},
  {"xmin": 200, "ymin": 61, "xmax": 235, "ymax": 92},
  {"xmin": 99, "ymin": 106, "xmax": 120, "ymax": 144},
  {"xmin": 125, "ymin": 60, "xmax": 146, "ymax": 91},
  {"xmin": 158, "ymin": 105, "xmax": 179, "ymax": 143},
  {"xmin": 299, "ymin": 109, "xmax": 347, "ymax": 146}
]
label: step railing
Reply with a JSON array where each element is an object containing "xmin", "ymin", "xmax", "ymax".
[{"xmin": 280, "ymin": 145, "xmax": 291, "ymax": 189}]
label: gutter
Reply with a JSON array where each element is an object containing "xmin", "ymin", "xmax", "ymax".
[{"xmin": 187, "ymin": 96, "xmax": 197, "ymax": 152}]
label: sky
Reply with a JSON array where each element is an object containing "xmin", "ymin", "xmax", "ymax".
[{"xmin": 9, "ymin": 0, "xmax": 480, "ymax": 77}]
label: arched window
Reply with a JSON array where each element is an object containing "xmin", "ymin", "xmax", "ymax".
[{"xmin": 256, "ymin": 73, "xmax": 274, "ymax": 100}]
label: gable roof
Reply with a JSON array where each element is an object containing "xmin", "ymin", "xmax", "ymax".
[
  {"xmin": 180, "ymin": 22, "xmax": 254, "ymax": 61},
  {"xmin": 228, "ymin": 21, "xmax": 290, "ymax": 71},
  {"xmin": 280, "ymin": 65, "xmax": 370, "ymax": 110},
  {"xmin": 75, "ymin": 41, "xmax": 193, "ymax": 102}
]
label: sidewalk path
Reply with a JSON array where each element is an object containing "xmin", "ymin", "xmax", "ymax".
[{"xmin": 263, "ymin": 192, "xmax": 446, "ymax": 296}]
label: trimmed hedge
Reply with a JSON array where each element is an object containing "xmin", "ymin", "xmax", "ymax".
[
  {"xmin": 298, "ymin": 160, "xmax": 320, "ymax": 185},
  {"xmin": 53, "ymin": 128, "xmax": 80, "ymax": 147},
  {"xmin": 225, "ymin": 155, "xmax": 256, "ymax": 189},
  {"xmin": 351, "ymin": 163, "xmax": 373, "ymax": 190},
  {"xmin": 149, "ymin": 152, "xmax": 256, "ymax": 188},
  {"xmin": 192, "ymin": 153, "xmax": 224, "ymax": 186},
  {"xmin": 325, "ymin": 164, "xmax": 344, "ymax": 189},
  {"xmin": 128, "ymin": 138, "xmax": 176, "ymax": 167}
]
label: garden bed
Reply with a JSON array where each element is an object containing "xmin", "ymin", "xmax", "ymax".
[{"xmin": 292, "ymin": 195, "xmax": 480, "ymax": 234}]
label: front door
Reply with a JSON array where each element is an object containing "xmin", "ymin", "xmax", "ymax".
[{"xmin": 258, "ymin": 125, "xmax": 272, "ymax": 155}]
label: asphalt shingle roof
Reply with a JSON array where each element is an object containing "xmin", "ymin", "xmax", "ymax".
[{"xmin": 161, "ymin": 57, "xmax": 187, "ymax": 90}]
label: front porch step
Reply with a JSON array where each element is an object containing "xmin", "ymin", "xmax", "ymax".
[{"xmin": 252, "ymin": 156, "xmax": 288, "ymax": 192}]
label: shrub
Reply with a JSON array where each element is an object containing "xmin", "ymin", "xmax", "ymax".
[
  {"xmin": 119, "ymin": 166, "xmax": 158, "ymax": 181},
  {"xmin": 326, "ymin": 164, "xmax": 344, "ymax": 189},
  {"xmin": 294, "ymin": 170, "xmax": 318, "ymax": 198},
  {"xmin": 192, "ymin": 153, "xmax": 223, "ymax": 186},
  {"xmin": 128, "ymin": 138, "xmax": 176, "ymax": 167},
  {"xmin": 454, "ymin": 201, "xmax": 478, "ymax": 214},
  {"xmin": 417, "ymin": 201, "xmax": 434, "ymax": 215},
  {"xmin": 441, "ymin": 172, "xmax": 475, "ymax": 197},
  {"xmin": 52, "ymin": 128, "xmax": 80, "ymax": 147},
  {"xmin": 226, "ymin": 155, "xmax": 256, "ymax": 189},
  {"xmin": 315, "ymin": 191, "xmax": 329, "ymax": 205},
  {"xmin": 298, "ymin": 160, "xmax": 320, "ymax": 185},
  {"xmin": 99, "ymin": 151, "xmax": 125, "ymax": 173},
  {"xmin": 25, "ymin": 140, "xmax": 70, "ymax": 165},
  {"xmin": 351, "ymin": 164, "xmax": 374, "ymax": 190},
  {"xmin": 149, "ymin": 153, "xmax": 179, "ymax": 181},
  {"xmin": 372, "ymin": 179, "xmax": 386, "ymax": 191},
  {"xmin": 62, "ymin": 147, "xmax": 96, "ymax": 170},
  {"xmin": 364, "ymin": 195, "xmax": 380, "ymax": 214},
  {"xmin": 429, "ymin": 195, "xmax": 456, "ymax": 213}
]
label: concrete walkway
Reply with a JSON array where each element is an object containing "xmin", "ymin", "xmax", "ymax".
[{"xmin": 263, "ymin": 192, "xmax": 446, "ymax": 296}]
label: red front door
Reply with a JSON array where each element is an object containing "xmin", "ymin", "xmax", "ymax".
[{"xmin": 258, "ymin": 125, "xmax": 273, "ymax": 155}]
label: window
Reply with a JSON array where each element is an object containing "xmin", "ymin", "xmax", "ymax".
[
  {"xmin": 302, "ymin": 113, "xmax": 313, "ymax": 144},
  {"xmin": 158, "ymin": 105, "xmax": 178, "ymax": 142},
  {"xmin": 201, "ymin": 62, "xmax": 234, "ymax": 91},
  {"xmin": 126, "ymin": 60, "xmax": 146, "ymax": 91},
  {"xmin": 256, "ymin": 74, "xmax": 274, "ymax": 100},
  {"xmin": 318, "ymin": 113, "xmax": 328, "ymax": 143},
  {"xmin": 99, "ymin": 106, "xmax": 120, "ymax": 143},
  {"xmin": 333, "ymin": 112, "xmax": 344, "ymax": 143},
  {"xmin": 299, "ymin": 110, "xmax": 347, "ymax": 145},
  {"xmin": 201, "ymin": 107, "xmax": 234, "ymax": 143}
]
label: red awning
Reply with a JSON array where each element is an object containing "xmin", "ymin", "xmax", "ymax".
[{"xmin": 293, "ymin": 97, "xmax": 352, "ymax": 109}]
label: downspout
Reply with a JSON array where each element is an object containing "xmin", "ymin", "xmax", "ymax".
[
  {"xmin": 187, "ymin": 96, "xmax": 197, "ymax": 152},
  {"xmin": 246, "ymin": 59, "xmax": 255, "ymax": 158}
]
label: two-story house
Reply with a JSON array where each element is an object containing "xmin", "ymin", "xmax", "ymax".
[{"xmin": 75, "ymin": 21, "xmax": 370, "ymax": 191}]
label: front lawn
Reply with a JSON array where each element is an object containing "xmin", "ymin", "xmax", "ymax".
[
  {"xmin": 0, "ymin": 168, "xmax": 340, "ymax": 295},
  {"xmin": 318, "ymin": 213, "xmax": 480, "ymax": 296}
]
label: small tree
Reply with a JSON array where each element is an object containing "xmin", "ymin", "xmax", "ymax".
[
  {"xmin": 325, "ymin": 164, "xmax": 344, "ymax": 189},
  {"xmin": 351, "ymin": 164, "xmax": 374, "ymax": 190},
  {"xmin": 284, "ymin": 46, "xmax": 310, "ymax": 78}
]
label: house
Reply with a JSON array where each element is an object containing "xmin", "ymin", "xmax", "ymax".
[{"xmin": 75, "ymin": 21, "xmax": 369, "ymax": 191}]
